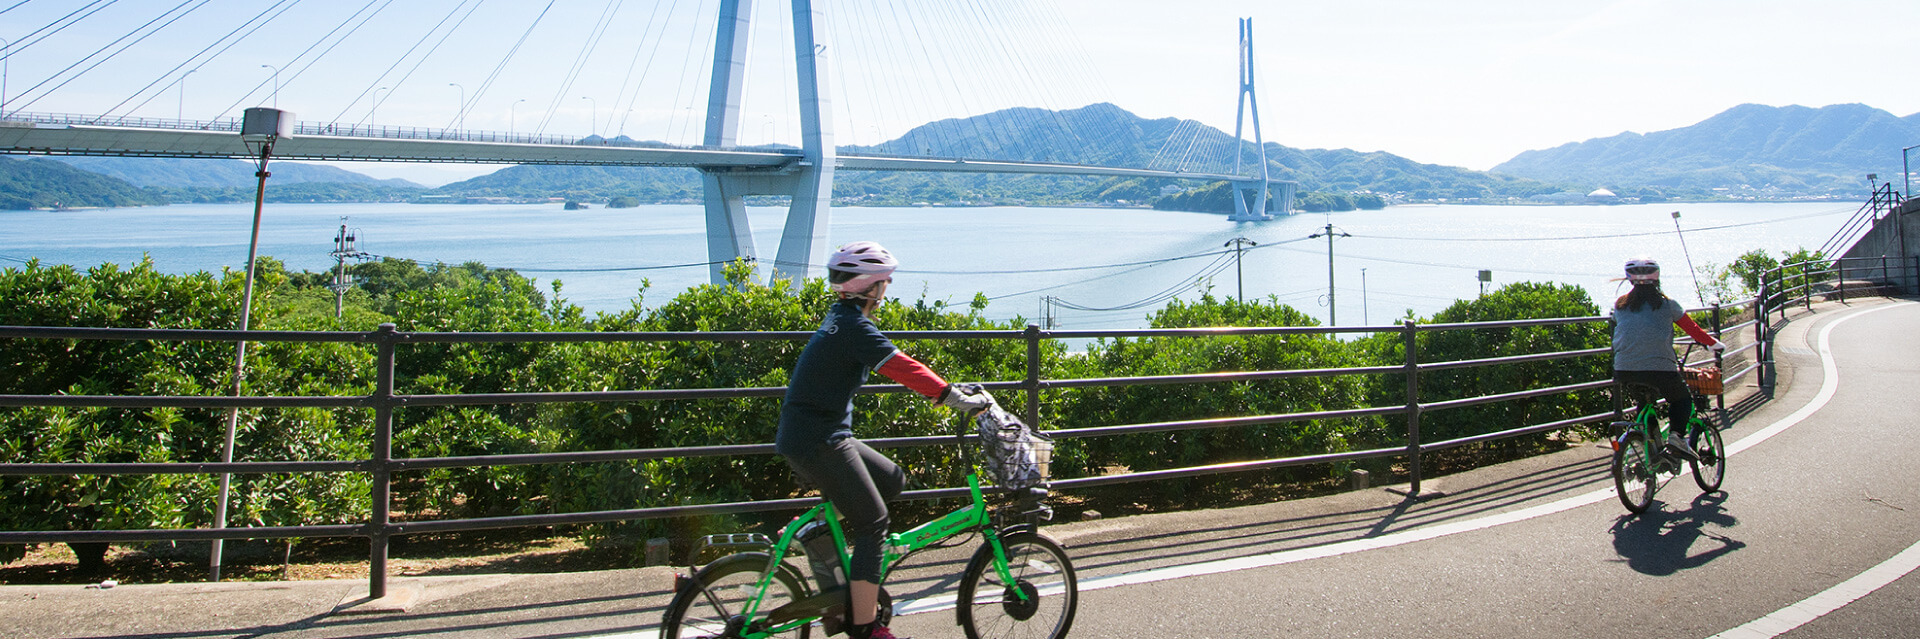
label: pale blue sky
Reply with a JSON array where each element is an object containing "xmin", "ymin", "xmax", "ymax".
[{"xmin": 5, "ymin": 0, "xmax": 1915, "ymax": 185}]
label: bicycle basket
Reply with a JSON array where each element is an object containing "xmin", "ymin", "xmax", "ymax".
[
  {"xmin": 1684, "ymin": 365, "xmax": 1723, "ymax": 395},
  {"xmin": 973, "ymin": 404, "xmax": 1053, "ymax": 490}
]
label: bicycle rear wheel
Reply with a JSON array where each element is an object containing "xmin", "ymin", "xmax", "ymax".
[
  {"xmin": 1689, "ymin": 421, "xmax": 1726, "ymax": 492},
  {"xmin": 1612, "ymin": 430, "xmax": 1656, "ymax": 514},
  {"xmin": 958, "ymin": 531, "xmax": 1078, "ymax": 639},
  {"xmin": 661, "ymin": 552, "xmax": 813, "ymax": 639}
]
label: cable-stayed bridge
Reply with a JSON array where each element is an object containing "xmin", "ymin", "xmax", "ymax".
[{"xmin": 0, "ymin": 0, "xmax": 1297, "ymax": 284}]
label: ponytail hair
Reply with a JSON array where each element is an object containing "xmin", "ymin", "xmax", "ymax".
[{"xmin": 1616, "ymin": 281, "xmax": 1665, "ymax": 311}]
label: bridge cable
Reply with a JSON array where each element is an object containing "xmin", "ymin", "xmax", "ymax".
[
  {"xmin": 324, "ymin": 0, "xmax": 480, "ymax": 129},
  {"xmin": 6, "ymin": 0, "xmax": 203, "ymax": 113},
  {"xmin": 109, "ymin": 0, "xmax": 342, "ymax": 120},
  {"xmin": 656, "ymin": 0, "xmax": 714, "ymax": 143},
  {"xmin": 0, "ymin": 0, "xmax": 115, "ymax": 60},
  {"xmin": 608, "ymin": 0, "xmax": 673, "ymax": 139},
  {"xmin": 0, "ymin": 1, "xmax": 31, "ymax": 17},
  {"xmin": 522, "ymin": 0, "xmax": 624, "ymax": 137},
  {"xmin": 121, "ymin": 0, "xmax": 390, "ymax": 123},
  {"xmin": 446, "ymin": 2, "xmax": 558, "ymax": 136}
]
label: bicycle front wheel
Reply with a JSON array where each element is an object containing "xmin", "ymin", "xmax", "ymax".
[
  {"xmin": 1689, "ymin": 421, "xmax": 1726, "ymax": 492},
  {"xmin": 1612, "ymin": 430, "xmax": 1656, "ymax": 514},
  {"xmin": 958, "ymin": 531, "xmax": 1078, "ymax": 639},
  {"xmin": 660, "ymin": 552, "xmax": 813, "ymax": 639}
]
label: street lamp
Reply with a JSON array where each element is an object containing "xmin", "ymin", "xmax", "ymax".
[
  {"xmin": 581, "ymin": 96, "xmax": 597, "ymax": 136},
  {"xmin": 510, "ymin": 98, "xmax": 526, "ymax": 137},
  {"xmin": 371, "ymin": 86, "xmax": 389, "ymax": 128},
  {"xmin": 2, "ymin": 37, "xmax": 11, "ymax": 121},
  {"xmin": 260, "ymin": 64, "xmax": 279, "ymax": 109},
  {"xmin": 448, "ymin": 83, "xmax": 464, "ymax": 134},
  {"xmin": 177, "ymin": 69, "xmax": 196, "ymax": 121},
  {"xmin": 1903, "ymin": 144, "xmax": 1917, "ymax": 201}
]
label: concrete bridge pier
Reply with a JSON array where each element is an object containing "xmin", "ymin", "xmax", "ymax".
[{"xmin": 700, "ymin": 0, "xmax": 835, "ymax": 288}]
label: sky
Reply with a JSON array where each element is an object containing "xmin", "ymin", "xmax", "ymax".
[{"xmin": 5, "ymin": 0, "xmax": 1917, "ymax": 186}]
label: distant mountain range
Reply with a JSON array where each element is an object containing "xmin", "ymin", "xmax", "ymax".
[
  {"xmin": 1492, "ymin": 103, "xmax": 1919, "ymax": 196},
  {"xmin": 5, "ymin": 102, "xmax": 1908, "ymax": 210},
  {"xmin": 48, "ymin": 157, "xmax": 424, "ymax": 189}
]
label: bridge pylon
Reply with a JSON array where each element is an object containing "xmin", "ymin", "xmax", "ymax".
[
  {"xmin": 700, "ymin": 0, "xmax": 835, "ymax": 287},
  {"xmin": 1228, "ymin": 17, "xmax": 1280, "ymax": 222}
]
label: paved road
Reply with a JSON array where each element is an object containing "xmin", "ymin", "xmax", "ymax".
[{"xmin": 4, "ymin": 298, "xmax": 1915, "ymax": 639}]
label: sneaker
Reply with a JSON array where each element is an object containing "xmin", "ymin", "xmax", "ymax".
[
  {"xmin": 856, "ymin": 624, "xmax": 909, "ymax": 639},
  {"xmin": 1665, "ymin": 432, "xmax": 1699, "ymax": 461}
]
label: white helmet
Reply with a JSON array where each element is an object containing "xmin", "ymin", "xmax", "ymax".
[
  {"xmin": 1624, "ymin": 256, "xmax": 1660, "ymax": 283},
  {"xmin": 827, "ymin": 241, "xmax": 898, "ymax": 295}
]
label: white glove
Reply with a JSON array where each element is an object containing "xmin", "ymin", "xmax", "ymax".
[
  {"xmin": 1708, "ymin": 341, "xmax": 1726, "ymax": 353},
  {"xmin": 939, "ymin": 383, "xmax": 994, "ymax": 413}
]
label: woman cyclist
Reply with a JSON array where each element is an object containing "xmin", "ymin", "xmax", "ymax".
[
  {"xmin": 1612, "ymin": 256, "xmax": 1724, "ymax": 459},
  {"xmin": 775, "ymin": 241, "xmax": 991, "ymax": 639}
]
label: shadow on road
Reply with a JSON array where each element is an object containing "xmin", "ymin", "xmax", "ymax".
[{"xmin": 1608, "ymin": 492, "xmax": 1745, "ymax": 576}]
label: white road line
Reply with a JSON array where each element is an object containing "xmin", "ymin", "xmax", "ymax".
[
  {"xmin": 884, "ymin": 302, "xmax": 1914, "ymax": 624},
  {"xmin": 1707, "ymin": 540, "xmax": 1920, "ymax": 639}
]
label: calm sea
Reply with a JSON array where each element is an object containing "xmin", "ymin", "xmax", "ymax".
[{"xmin": 0, "ymin": 200, "xmax": 1861, "ymax": 329}]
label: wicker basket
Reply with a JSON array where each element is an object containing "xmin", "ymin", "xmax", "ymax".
[{"xmin": 1684, "ymin": 365, "xmax": 1723, "ymax": 395}]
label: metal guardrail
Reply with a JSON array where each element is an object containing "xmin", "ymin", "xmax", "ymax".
[{"xmin": 1, "ymin": 265, "xmax": 1896, "ymax": 597}]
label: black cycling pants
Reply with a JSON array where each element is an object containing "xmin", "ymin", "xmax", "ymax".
[
  {"xmin": 783, "ymin": 436, "xmax": 904, "ymax": 583},
  {"xmin": 1614, "ymin": 369, "xmax": 1693, "ymax": 434}
]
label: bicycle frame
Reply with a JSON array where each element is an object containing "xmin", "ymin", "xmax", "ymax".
[{"xmin": 712, "ymin": 472, "xmax": 1026, "ymax": 638}]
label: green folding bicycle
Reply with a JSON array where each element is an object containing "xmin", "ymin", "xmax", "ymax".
[
  {"xmin": 659, "ymin": 399, "xmax": 1078, "ymax": 639},
  {"xmin": 1609, "ymin": 344, "xmax": 1728, "ymax": 514}
]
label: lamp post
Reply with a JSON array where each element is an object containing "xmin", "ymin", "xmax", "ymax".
[
  {"xmin": 2, "ymin": 37, "xmax": 11, "ymax": 121},
  {"xmin": 448, "ymin": 83, "xmax": 464, "ymax": 135},
  {"xmin": 260, "ymin": 64, "xmax": 279, "ymax": 109},
  {"xmin": 581, "ymin": 96, "xmax": 597, "ymax": 136},
  {"xmin": 177, "ymin": 69, "xmax": 195, "ymax": 121},
  {"xmin": 510, "ymin": 98, "xmax": 526, "ymax": 137},
  {"xmin": 1307, "ymin": 223, "xmax": 1351, "ymax": 325},
  {"xmin": 371, "ymin": 86, "xmax": 389, "ymax": 129},
  {"xmin": 1903, "ymin": 144, "xmax": 1917, "ymax": 201}
]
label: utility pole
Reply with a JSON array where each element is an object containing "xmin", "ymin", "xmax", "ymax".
[
  {"xmin": 1224, "ymin": 237, "xmax": 1257, "ymax": 301},
  {"xmin": 327, "ymin": 219, "xmax": 369, "ymax": 318},
  {"xmin": 1361, "ymin": 267, "xmax": 1369, "ymax": 325},
  {"xmin": 1307, "ymin": 223, "xmax": 1350, "ymax": 324}
]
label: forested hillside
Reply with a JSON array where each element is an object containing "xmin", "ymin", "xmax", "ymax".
[{"xmin": 1492, "ymin": 103, "xmax": 1918, "ymax": 197}]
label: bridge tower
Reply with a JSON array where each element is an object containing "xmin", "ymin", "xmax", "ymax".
[
  {"xmin": 700, "ymin": 0, "xmax": 836, "ymax": 286},
  {"xmin": 1229, "ymin": 18, "xmax": 1278, "ymax": 222}
]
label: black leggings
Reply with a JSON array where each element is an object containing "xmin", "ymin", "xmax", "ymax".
[
  {"xmin": 783, "ymin": 436, "xmax": 904, "ymax": 583},
  {"xmin": 1615, "ymin": 369, "xmax": 1693, "ymax": 434}
]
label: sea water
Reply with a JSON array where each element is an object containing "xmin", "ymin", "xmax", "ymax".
[{"xmin": 0, "ymin": 200, "xmax": 1861, "ymax": 329}]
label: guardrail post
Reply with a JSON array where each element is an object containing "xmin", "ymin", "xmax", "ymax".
[
  {"xmin": 1023, "ymin": 323, "xmax": 1041, "ymax": 428},
  {"xmin": 1838, "ymin": 259, "xmax": 1848, "ymax": 302},
  {"xmin": 368, "ymin": 323, "xmax": 398, "ymax": 600},
  {"xmin": 1710, "ymin": 302, "xmax": 1726, "ymax": 413},
  {"xmin": 1754, "ymin": 288, "xmax": 1770, "ymax": 391},
  {"xmin": 1401, "ymin": 319, "xmax": 1423, "ymax": 496}
]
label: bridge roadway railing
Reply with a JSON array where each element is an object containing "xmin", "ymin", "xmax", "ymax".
[{"xmin": 1, "ymin": 257, "xmax": 1901, "ymax": 598}]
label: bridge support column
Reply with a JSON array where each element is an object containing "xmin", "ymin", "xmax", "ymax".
[
  {"xmin": 701, "ymin": 0, "xmax": 758, "ymax": 285},
  {"xmin": 770, "ymin": 0, "xmax": 835, "ymax": 287}
]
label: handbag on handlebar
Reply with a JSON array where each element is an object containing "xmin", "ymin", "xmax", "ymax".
[{"xmin": 974, "ymin": 404, "xmax": 1053, "ymax": 490}]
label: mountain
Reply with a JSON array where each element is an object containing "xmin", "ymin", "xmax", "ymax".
[
  {"xmin": 1491, "ymin": 104, "xmax": 1919, "ymax": 196},
  {"xmin": 0, "ymin": 156, "xmax": 166, "ymax": 209},
  {"xmin": 433, "ymin": 164, "xmax": 701, "ymax": 201},
  {"xmin": 437, "ymin": 103, "xmax": 1560, "ymax": 208},
  {"xmin": 50, "ymin": 156, "xmax": 423, "ymax": 189}
]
